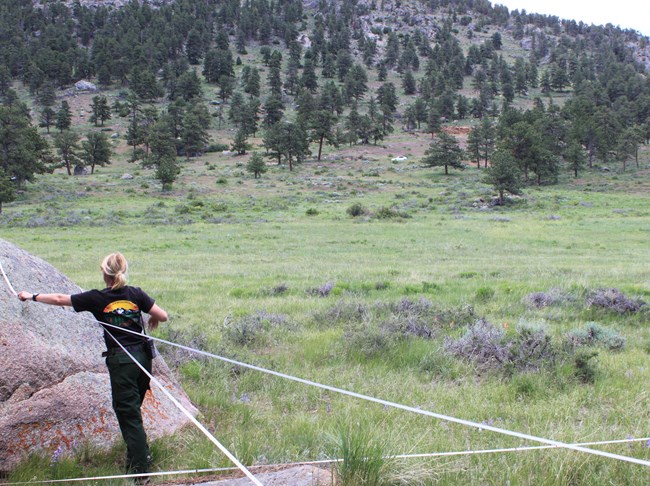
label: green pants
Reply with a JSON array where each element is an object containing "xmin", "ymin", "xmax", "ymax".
[{"xmin": 106, "ymin": 351, "xmax": 152, "ymax": 475}]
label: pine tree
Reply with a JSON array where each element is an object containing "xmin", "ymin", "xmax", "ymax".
[
  {"xmin": 39, "ymin": 107, "xmax": 56, "ymax": 133},
  {"xmin": 244, "ymin": 67, "xmax": 261, "ymax": 97},
  {"xmin": 564, "ymin": 141, "xmax": 586, "ymax": 177},
  {"xmin": 0, "ymin": 103, "xmax": 50, "ymax": 189},
  {"xmin": 89, "ymin": 95, "xmax": 111, "ymax": 127},
  {"xmin": 309, "ymin": 110, "xmax": 337, "ymax": 160},
  {"xmin": 231, "ymin": 128, "xmax": 250, "ymax": 155},
  {"xmin": 81, "ymin": 132, "xmax": 112, "ymax": 174},
  {"xmin": 421, "ymin": 131, "xmax": 464, "ymax": 175},
  {"xmin": 246, "ymin": 152, "xmax": 267, "ymax": 178},
  {"xmin": 53, "ymin": 131, "xmax": 81, "ymax": 176},
  {"xmin": 55, "ymin": 101, "xmax": 72, "ymax": 133},
  {"xmin": 402, "ymin": 71, "xmax": 417, "ymax": 95},
  {"xmin": 484, "ymin": 149, "xmax": 522, "ymax": 204}
]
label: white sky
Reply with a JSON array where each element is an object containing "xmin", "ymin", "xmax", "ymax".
[{"xmin": 494, "ymin": 1, "xmax": 650, "ymax": 36}]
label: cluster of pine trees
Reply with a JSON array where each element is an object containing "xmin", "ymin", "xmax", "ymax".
[{"xmin": 1, "ymin": 0, "xmax": 649, "ymax": 205}]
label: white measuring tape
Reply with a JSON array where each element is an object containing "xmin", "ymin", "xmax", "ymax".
[
  {"xmin": 94, "ymin": 319, "xmax": 650, "ymax": 468},
  {"xmin": 3, "ymin": 436, "xmax": 650, "ymax": 485},
  {"xmin": 3, "ymin": 255, "xmax": 650, "ymax": 475}
]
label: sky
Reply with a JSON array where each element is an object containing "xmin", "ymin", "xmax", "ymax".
[{"xmin": 494, "ymin": 0, "xmax": 650, "ymax": 36}]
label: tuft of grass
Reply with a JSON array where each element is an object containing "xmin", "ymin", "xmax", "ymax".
[
  {"xmin": 574, "ymin": 349, "xmax": 599, "ymax": 384},
  {"xmin": 475, "ymin": 285, "xmax": 495, "ymax": 302},
  {"xmin": 329, "ymin": 421, "xmax": 391, "ymax": 486}
]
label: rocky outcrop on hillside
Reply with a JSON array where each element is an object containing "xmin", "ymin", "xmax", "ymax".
[
  {"xmin": 43, "ymin": 0, "xmax": 170, "ymax": 9},
  {"xmin": 0, "ymin": 239, "xmax": 197, "ymax": 472}
]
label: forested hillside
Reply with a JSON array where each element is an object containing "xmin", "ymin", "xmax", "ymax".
[{"xmin": 1, "ymin": 0, "xmax": 649, "ymax": 204}]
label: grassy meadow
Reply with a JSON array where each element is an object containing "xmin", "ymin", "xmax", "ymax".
[{"xmin": 3, "ymin": 123, "xmax": 650, "ymax": 484}]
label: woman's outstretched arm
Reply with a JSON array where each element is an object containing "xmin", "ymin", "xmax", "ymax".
[{"xmin": 17, "ymin": 291, "xmax": 72, "ymax": 307}]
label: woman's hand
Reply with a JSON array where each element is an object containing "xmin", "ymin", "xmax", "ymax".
[
  {"xmin": 17, "ymin": 291, "xmax": 32, "ymax": 301},
  {"xmin": 147, "ymin": 304, "xmax": 168, "ymax": 331},
  {"xmin": 147, "ymin": 317, "xmax": 160, "ymax": 331}
]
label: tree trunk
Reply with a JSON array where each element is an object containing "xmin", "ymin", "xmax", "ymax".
[
  {"xmin": 65, "ymin": 161, "xmax": 71, "ymax": 176},
  {"xmin": 444, "ymin": 165, "xmax": 448, "ymax": 175},
  {"xmin": 318, "ymin": 136, "xmax": 324, "ymax": 160}
]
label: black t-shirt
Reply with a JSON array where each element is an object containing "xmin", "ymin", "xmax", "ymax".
[{"xmin": 71, "ymin": 286, "xmax": 155, "ymax": 350}]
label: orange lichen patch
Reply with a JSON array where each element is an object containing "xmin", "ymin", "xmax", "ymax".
[
  {"xmin": 142, "ymin": 390, "xmax": 170, "ymax": 421},
  {"xmin": 443, "ymin": 126, "xmax": 472, "ymax": 135}
]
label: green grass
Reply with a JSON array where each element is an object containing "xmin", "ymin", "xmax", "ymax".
[{"xmin": 2, "ymin": 125, "xmax": 650, "ymax": 484}]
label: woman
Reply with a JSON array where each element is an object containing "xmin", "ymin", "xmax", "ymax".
[{"xmin": 18, "ymin": 252, "xmax": 168, "ymax": 481}]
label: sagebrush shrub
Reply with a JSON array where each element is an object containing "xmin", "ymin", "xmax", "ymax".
[
  {"xmin": 444, "ymin": 319, "xmax": 510, "ymax": 368},
  {"xmin": 308, "ymin": 282, "xmax": 335, "ymax": 297},
  {"xmin": 158, "ymin": 329, "xmax": 209, "ymax": 368},
  {"xmin": 223, "ymin": 311, "xmax": 288, "ymax": 346},
  {"xmin": 444, "ymin": 320, "xmax": 556, "ymax": 372},
  {"xmin": 509, "ymin": 324, "xmax": 556, "ymax": 371},
  {"xmin": 586, "ymin": 288, "xmax": 645, "ymax": 313},
  {"xmin": 565, "ymin": 322, "xmax": 625, "ymax": 351},
  {"xmin": 523, "ymin": 288, "xmax": 573, "ymax": 309}
]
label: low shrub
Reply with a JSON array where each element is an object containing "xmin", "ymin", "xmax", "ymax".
[
  {"xmin": 206, "ymin": 143, "xmax": 229, "ymax": 152},
  {"xmin": 312, "ymin": 300, "xmax": 370, "ymax": 326},
  {"xmin": 565, "ymin": 322, "xmax": 625, "ymax": 351},
  {"xmin": 523, "ymin": 288, "xmax": 574, "ymax": 309},
  {"xmin": 308, "ymin": 282, "xmax": 335, "ymax": 297},
  {"xmin": 445, "ymin": 320, "xmax": 556, "ymax": 372},
  {"xmin": 586, "ymin": 288, "xmax": 645, "ymax": 313},
  {"xmin": 373, "ymin": 206, "xmax": 408, "ymax": 219},
  {"xmin": 344, "ymin": 321, "xmax": 397, "ymax": 358},
  {"xmin": 158, "ymin": 329, "xmax": 210, "ymax": 368},
  {"xmin": 430, "ymin": 303, "xmax": 477, "ymax": 328},
  {"xmin": 223, "ymin": 311, "xmax": 289, "ymax": 346},
  {"xmin": 346, "ymin": 203, "xmax": 367, "ymax": 217},
  {"xmin": 508, "ymin": 323, "xmax": 556, "ymax": 372},
  {"xmin": 272, "ymin": 283, "xmax": 288, "ymax": 295},
  {"xmin": 444, "ymin": 319, "xmax": 510, "ymax": 368}
]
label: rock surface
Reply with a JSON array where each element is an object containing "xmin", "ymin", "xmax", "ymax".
[
  {"xmin": 0, "ymin": 239, "xmax": 197, "ymax": 472},
  {"xmin": 173, "ymin": 465, "xmax": 332, "ymax": 486},
  {"xmin": 74, "ymin": 80, "xmax": 97, "ymax": 91}
]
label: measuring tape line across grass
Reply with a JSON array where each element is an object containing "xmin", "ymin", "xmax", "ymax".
[{"xmin": 3, "ymin": 257, "xmax": 650, "ymax": 469}]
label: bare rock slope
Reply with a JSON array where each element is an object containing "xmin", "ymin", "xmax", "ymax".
[{"xmin": 0, "ymin": 239, "xmax": 197, "ymax": 472}]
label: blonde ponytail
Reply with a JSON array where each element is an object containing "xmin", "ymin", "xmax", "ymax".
[{"xmin": 101, "ymin": 252, "xmax": 128, "ymax": 289}]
